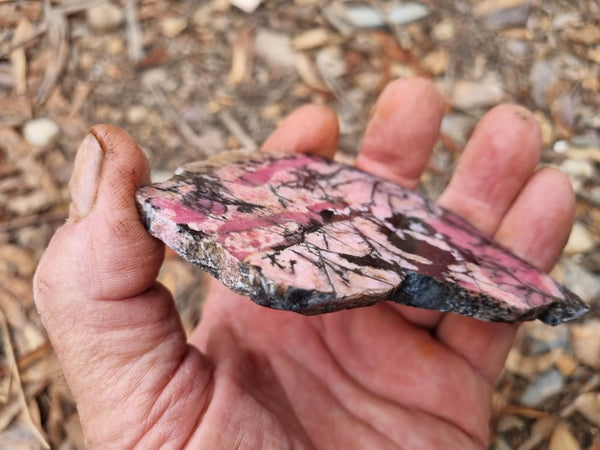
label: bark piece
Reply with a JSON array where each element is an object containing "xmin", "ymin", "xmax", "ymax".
[{"xmin": 136, "ymin": 150, "xmax": 589, "ymax": 324}]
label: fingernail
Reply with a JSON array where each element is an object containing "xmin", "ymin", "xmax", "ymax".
[{"xmin": 68, "ymin": 133, "xmax": 104, "ymax": 222}]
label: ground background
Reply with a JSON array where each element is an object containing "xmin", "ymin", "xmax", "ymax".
[{"xmin": 0, "ymin": 0, "xmax": 599, "ymax": 448}]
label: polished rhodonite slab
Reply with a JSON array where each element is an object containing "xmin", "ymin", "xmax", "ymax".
[{"xmin": 135, "ymin": 150, "xmax": 589, "ymax": 325}]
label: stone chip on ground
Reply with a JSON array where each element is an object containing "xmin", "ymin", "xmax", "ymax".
[{"xmin": 135, "ymin": 150, "xmax": 589, "ymax": 324}]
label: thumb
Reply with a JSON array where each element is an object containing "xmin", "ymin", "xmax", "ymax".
[{"xmin": 34, "ymin": 125, "xmax": 209, "ymax": 447}]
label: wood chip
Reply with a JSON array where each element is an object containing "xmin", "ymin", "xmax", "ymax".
[
  {"xmin": 549, "ymin": 422, "xmax": 582, "ymax": 450},
  {"xmin": 35, "ymin": 7, "xmax": 69, "ymax": 106},
  {"xmin": 555, "ymin": 354, "xmax": 578, "ymax": 377},
  {"xmin": 474, "ymin": 0, "xmax": 530, "ymax": 17},
  {"xmin": 505, "ymin": 348, "xmax": 564, "ymax": 378},
  {"xmin": 574, "ymin": 392, "xmax": 600, "ymax": 427},
  {"xmin": 0, "ymin": 245, "xmax": 35, "ymax": 278},
  {"xmin": 0, "ymin": 97, "xmax": 30, "ymax": 126},
  {"xmin": 567, "ymin": 24, "xmax": 600, "ymax": 45},
  {"xmin": 229, "ymin": 28, "xmax": 254, "ymax": 85},
  {"xmin": 295, "ymin": 53, "xmax": 331, "ymax": 93},
  {"xmin": 10, "ymin": 18, "xmax": 34, "ymax": 97},
  {"xmin": 292, "ymin": 28, "xmax": 340, "ymax": 50},
  {"xmin": 571, "ymin": 320, "xmax": 600, "ymax": 370},
  {"xmin": 517, "ymin": 416, "xmax": 557, "ymax": 450},
  {"xmin": 0, "ymin": 311, "xmax": 48, "ymax": 449}
]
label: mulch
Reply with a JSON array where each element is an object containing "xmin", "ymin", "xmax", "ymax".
[{"xmin": 0, "ymin": 0, "xmax": 598, "ymax": 448}]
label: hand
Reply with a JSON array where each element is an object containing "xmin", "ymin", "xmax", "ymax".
[{"xmin": 34, "ymin": 78, "xmax": 574, "ymax": 448}]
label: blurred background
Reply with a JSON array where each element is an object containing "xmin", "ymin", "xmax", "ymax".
[{"xmin": 0, "ymin": 0, "xmax": 598, "ymax": 447}]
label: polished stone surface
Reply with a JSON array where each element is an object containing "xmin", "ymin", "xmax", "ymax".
[{"xmin": 136, "ymin": 150, "xmax": 589, "ymax": 324}]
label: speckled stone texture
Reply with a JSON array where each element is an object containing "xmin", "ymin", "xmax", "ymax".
[{"xmin": 136, "ymin": 150, "xmax": 589, "ymax": 325}]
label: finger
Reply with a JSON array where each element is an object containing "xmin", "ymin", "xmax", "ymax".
[
  {"xmin": 354, "ymin": 78, "xmax": 445, "ymax": 327},
  {"xmin": 261, "ymin": 104, "xmax": 339, "ymax": 157},
  {"xmin": 408, "ymin": 106, "xmax": 542, "ymax": 329},
  {"xmin": 356, "ymin": 77, "xmax": 445, "ymax": 189},
  {"xmin": 493, "ymin": 167, "xmax": 575, "ymax": 271},
  {"xmin": 436, "ymin": 168, "xmax": 575, "ymax": 382},
  {"xmin": 438, "ymin": 104, "xmax": 542, "ymax": 233},
  {"xmin": 432, "ymin": 105, "xmax": 542, "ymax": 380},
  {"xmin": 34, "ymin": 126, "xmax": 210, "ymax": 446}
]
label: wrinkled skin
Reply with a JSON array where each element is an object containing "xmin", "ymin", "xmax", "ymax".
[{"xmin": 34, "ymin": 79, "xmax": 574, "ymax": 449}]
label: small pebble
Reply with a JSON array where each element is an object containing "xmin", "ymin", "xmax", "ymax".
[
  {"xmin": 160, "ymin": 16, "xmax": 187, "ymax": 38},
  {"xmin": 230, "ymin": 0, "xmax": 263, "ymax": 13},
  {"xmin": 387, "ymin": 3, "xmax": 429, "ymax": 25},
  {"xmin": 255, "ymin": 30, "xmax": 297, "ymax": 70},
  {"xmin": 22, "ymin": 118, "xmax": 60, "ymax": 147},
  {"xmin": 557, "ymin": 258, "xmax": 600, "ymax": 303},
  {"xmin": 441, "ymin": 75, "xmax": 506, "ymax": 110},
  {"xmin": 565, "ymin": 222, "xmax": 596, "ymax": 255},
  {"xmin": 151, "ymin": 170, "xmax": 174, "ymax": 183},
  {"xmin": 107, "ymin": 37, "xmax": 124, "ymax": 55},
  {"xmin": 432, "ymin": 19, "xmax": 455, "ymax": 41},
  {"xmin": 86, "ymin": 2, "xmax": 124, "ymax": 32},
  {"xmin": 530, "ymin": 60, "xmax": 556, "ymax": 108},
  {"xmin": 520, "ymin": 369, "xmax": 564, "ymax": 407},
  {"xmin": 553, "ymin": 139, "xmax": 569, "ymax": 153},
  {"xmin": 441, "ymin": 114, "xmax": 475, "ymax": 147},
  {"xmin": 126, "ymin": 105, "xmax": 149, "ymax": 124},
  {"xmin": 560, "ymin": 159, "xmax": 595, "ymax": 179},
  {"xmin": 521, "ymin": 321, "xmax": 569, "ymax": 354},
  {"xmin": 589, "ymin": 186, "xmax": 600, "ymax": 204},
  {"xmin": 476, "ymin": 0, "xmax": 530, "ymax": 30}
]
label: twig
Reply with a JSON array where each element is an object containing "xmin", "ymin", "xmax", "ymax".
[
  {"xmin": 0, "ymin": 25, "xmax": 47, "ymax": 60},
  {"xmin": 54, "ymin": 0, "xmax": 107, "ymax": 15},
  {"xmin": 0, "ymin": 209, "xmax": 67, "ymax": 233},
  {"xmin": 16, "ymin": 341, "xmax": 53, "ymax": 372},
  {"xmin": 0, "ymin": 311, "xmax": 50, "ymax": 449},
  {"xmin": 35, "ymin": 3, "xmax": 69, "ymax": 106},
  {"xmin": 218, "ymin": 110, "xmax": 257, "ymax": 150},
  {"xmin": 125, "ymin": 0, "xmax": 144, "ymax": 63},
  {"xmin": 150, "ymin": 84, "xmax": 217, "ymax": 155}
]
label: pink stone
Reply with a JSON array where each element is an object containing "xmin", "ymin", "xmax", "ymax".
[{"xmin": 135, "ymin": 150, "xmax": 589, "ymax": 325}]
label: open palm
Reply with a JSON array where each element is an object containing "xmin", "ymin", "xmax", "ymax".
[{"xmin": 34, "ymin": 78, "xmax": 574, "ymax": 448}]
